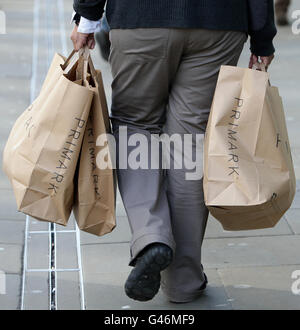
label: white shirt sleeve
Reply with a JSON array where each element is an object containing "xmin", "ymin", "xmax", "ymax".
[{"xmin": 71, "ymin": 10, "xmax": 101, "ymax": 34}]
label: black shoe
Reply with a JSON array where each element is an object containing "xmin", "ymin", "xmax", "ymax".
[
  {"xmin": 95, "ymin": 29, "xmax": 111, "ymax": 62},
  {"xmin": 125, "ymin": 243, "xmax": 173, "ymax": 302},
  {"xmin": 169, "ymin": 273, "xmax": 208, "ymax": 304}
]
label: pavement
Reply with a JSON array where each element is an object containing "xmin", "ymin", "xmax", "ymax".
[{"xmin": 0, "ymin": 0, "xmax": 300, "ymax": 310}]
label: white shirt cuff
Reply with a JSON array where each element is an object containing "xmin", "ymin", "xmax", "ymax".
[
  {"xmin": 71, "ymin": 10, "xmax": 101, "ymax": 34},
  {"xmin": 78, "ymin": 17, "xmax": 101, "ymax": 33}
]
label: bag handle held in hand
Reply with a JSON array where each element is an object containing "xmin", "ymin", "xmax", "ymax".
[
  {"xmin": 76, "ymin": 46, "xmax": 91, "ymax": 82},
  {"xmin": 61, "ymin": 47, "xmax": 90, "ymax": 80},
  {"xmin": 252, "ymin": 62, "xmax": 271, "ymax": 86},
  {"xmin": 62, "ymin": 47, "xmax": 99, "ymax": 86},
  {"xmin": 77, "ymin": 47, "xmax": 99, "ymax": 86},
  {"xmin": 253, "ymin": 62, "xmax": 266, "ymax": 72}
]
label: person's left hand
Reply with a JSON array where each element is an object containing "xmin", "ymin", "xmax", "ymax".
[
  {"xmin": 70, "ymin": 25, "xmax": 95, "ymax": 51},
  {"xmin": 249, "ymin": 54, "xmax": 275, "ymax": 71}
]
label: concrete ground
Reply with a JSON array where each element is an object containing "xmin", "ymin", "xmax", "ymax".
[{"xmin": 0, "ymin": 0, "xmax": 300, "ymax": 310}]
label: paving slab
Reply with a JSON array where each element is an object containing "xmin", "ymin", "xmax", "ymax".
[
  {"xmin": 290, "ymin": 180, "xmax": 300, "ymax": 209},
  {"xmin": 26, "ymin": 234, "xmax": 49, "ymax": 270},
  {"xmin": 285, "ymin": 209, "xmax": 300, "ymax": 234},
  {"xmin": 202, "ymin": 235, "xmax": 300, "ymax": 269},
  {"xmin": 81, "ymin": 243, "xmax": 131, "ymax": 274},
  {"xmin": 218, "ymin": 265, "xmax": 300, "ymax": 310},
  {"xmin": 0, "ymin": 189, "xmax": 25, "ymax": 221},
  {"xmin": 56, "ymin": 232, "xmax": 78, "ymax": 270},
  {"xmin": 0, "ymin": 77, "xmax": 30, "ymax": 110},
  {"xmin": 0, "ymin": 220, "xmax": 25, "ymax": 244},
  {"xmin": 23, "ymin": 271, "xmax": 49, "ymax": 310},
  {"xmin": 56, "ymin": 271, "xmax": 81, "ymax": 310},
  {"xmin": 116, "ymin": 195, "xmax": 127, "ymax": 217},
  {"xmin": 0, "ymin": 47, "xmax": 32, "ymax": 79},
  {"xmin": 205, "ymin": 215, "xmax": 293, "ymax": 239},
  {"xmin": 83, "ymin": 268, "xmax": 231, "ymax": 310},
  {"xmin": 292, "ymin": 150, "xmax": 300, "ymax": 180},
  {"xmin": 28, "ymin": 218, "xmax": 49, "ymax": 232},
  {"xmin": 0, "ymin": 244, "xmax": 22, "ymax": 274},
  {"xmin": 0, "ymin": 274, "xmax": 21, "ymax": 310},
  {"xmin": 80, "ymin": 216, "xmax": 131, "ymax": 245}
]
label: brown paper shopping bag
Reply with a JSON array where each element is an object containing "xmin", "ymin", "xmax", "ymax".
[
  {"xmin": 73, "ymin": 52, "xmax": 116, "ymax": 236},
  {"xmin": 203, "ymin": 65, "xmax": 296, "ymax": 231},
  {"xmin": 2, "ymin": 51, "xmax": 93, "ymax": 225}
]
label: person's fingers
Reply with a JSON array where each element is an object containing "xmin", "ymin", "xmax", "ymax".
[
  {"xmin": 262, "ymin": 55, "xmax": 274, "ymax": 66},
  {"xmin": 86, "ymin": 34, "xmax": 95, "ymax": 49},
  {"xmin": 252, "ymin": 55, "xmax": 258, "ymax": 65},
  {"xmin": 90, "ymin": 35, "xmax": 96, "ymax": 49},
  {"xmin": 87, "ymin": 38, "xmax": 93, "ymax": 49},
  {"xmin": 248, "ymin": 55, "xmax": 253, "ymax": 68},
  {"xmin": 249, "ymin": 54, "xmax": 275, "ymax": 71},
  {"xmin": 70, "ymin": 26, "xmax": 78, "ymax": 50},
  {"xmin": 90, "ymin": 39, "xmax": 95, "ymax": 49},
  {"xmin": 75, "ymin": 39, "xmax": 84, "ymax": 51},
  {"xmin": 248, "ymin": 59, "xmax": 253, "ymax": 69},
  {"xmin": 249, "ymin": 54, "xmax": 258, "ymax": 69},
  {"xmin": 261, "ymin": 57, "xmax": 269, "ymax": 71},
  {"xmin": 71, "ymin": 38, "xmax": 77, "ymax": 51},
  {"xmin": 75, "ymin": 34, "xmax": 88, "ymax": 51},
  {"xmin": 70, "ymin": 29, "xmax": 95, "ymax": 51},
  {"xmin": 260, "ymin": 55, "xmax": 274, "ymax": 71},
  {"xmin": 89, "ymin": 39, "xmax": 96, "ymax": 49}
]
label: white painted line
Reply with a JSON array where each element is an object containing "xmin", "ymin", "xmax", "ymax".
[
  {"xmin": 122, "ymin": 305, "xmax": 131, "ymax": 309},
  {"xmin": 31, "ymin": 290, "xmax": 43, "ymax": 294},
  {"xmin": 27, "ymin": 269, "xmax": 80, "ymax": 273},
  {"xmin": 233, "ymin": 284, "xmax": 252, "ymax": 289},
  {"xmin": 48, "ymin": 222, "xmax": 52, "ymax": 310},
  {"xmin": 76, "ymin": 223, "xmax": 86, "ymax": 310},
  {"xmin": 28, "ymin": 230, "xmax": 77, "ymax": 234}
]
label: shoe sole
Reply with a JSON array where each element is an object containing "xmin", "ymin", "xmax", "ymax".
[{"xmin": 125, "ymin": 244, "xmax": 173, "ymax": 302}]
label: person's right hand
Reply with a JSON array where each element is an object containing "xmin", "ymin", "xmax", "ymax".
[
  {"xmin": 70, "ymin": 25, "xmax": 95, "ymax": 51},
  {"xmin": 249, "ymin": 54, "xmax": 275, "ymax": 71}
]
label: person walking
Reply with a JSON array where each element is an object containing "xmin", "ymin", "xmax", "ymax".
[
  {"xmin": 71, "ymin": 0, "xmax": 276, "ymax": 303},
  {"xmin": 275, "ymin": 0, "xmax": 291, "ymax": 25}
]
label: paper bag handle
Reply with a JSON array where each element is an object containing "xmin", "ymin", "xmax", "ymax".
[
  {"xmin": 252, "ymin": 62, "xmax": 271, "ymax": 86},
  {"xmin": 61, "ymin": 50, "xmax": 77, "ymax": 70},
  {"xmin": 79, "ymin": 46, "xmax": 98, "ymax": 80},
  {"xmin": 76, "ymin": 46, "xmax": 91, "ymax": 82},
  {"xmin": 252, "ymin": 62, "xmax": 266, "ymax": 72},
  {"xmin": 61, "ymin": 48, "xmax": 90, "ymax": 78},
  {"xmin": 62, "ymin": 47, "xmax": 99, "ymax": 86},
  {"xmin": 77, "ymin": 47, "xmax": 100, "ymax": 87}
]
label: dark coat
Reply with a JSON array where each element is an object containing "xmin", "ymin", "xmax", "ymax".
[{"xmin": 74, "ymin": 0, "xmax": 276, "ymax": 56}]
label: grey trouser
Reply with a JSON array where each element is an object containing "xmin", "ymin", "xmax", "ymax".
[{"xmin": 109, "ymin": 28, "xmax": 247, "ymax": 302}]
